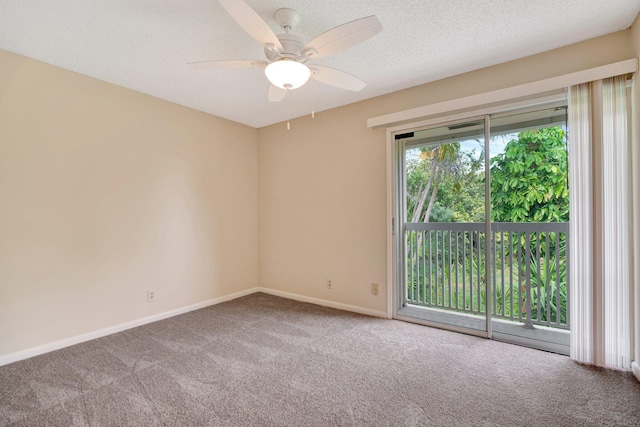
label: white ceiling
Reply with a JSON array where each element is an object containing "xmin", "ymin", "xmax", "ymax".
[{"xmin": 1, "ymin": 1, "xmax": 639, "ymax": 128}]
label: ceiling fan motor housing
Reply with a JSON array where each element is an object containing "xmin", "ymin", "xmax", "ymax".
[
  {"xmin": 264, "ymin": 8, "xmax": 319, "ymax": 63},
  {"xmin": 266, "ymin": 33, "xmax": 307, "ymax": 62}
]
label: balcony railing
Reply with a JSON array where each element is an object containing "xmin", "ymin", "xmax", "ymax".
[{"xmin": 405, "ymin": 222, "xmax": 569, "ymax": 330}]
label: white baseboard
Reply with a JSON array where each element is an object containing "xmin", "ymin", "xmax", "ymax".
[
  {"xmin": 255, "ymin": 287, "xmax": 388, "ymax": 319},
  {"xmin": 633, "ymin": 361, "xmax": 640, "ymax": 382},
  {"xmin": 0, "ymin": 287, "xmax": 259, "ymax": 367},
  {"xmin": 0, "ymin": 286, "xmax": 387, "ymax": 367}
]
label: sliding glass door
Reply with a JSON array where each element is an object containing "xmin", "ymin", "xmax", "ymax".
[
  {"xmin": 394, "ymin": 103, "xmax": 570, "ymax": 353},
  {"xmin": 395, "ymin": 117, "xmax": 490, "ymax": 335}
]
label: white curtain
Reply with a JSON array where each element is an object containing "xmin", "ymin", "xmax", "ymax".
[
  {"xmin": 568, "ymin": 76, "xmax": 632, "ymax": 370},
  {"xmin": 602, "ymin": 76, "xmax": 631, "ymax": 369},
  {"xmin": 568, "ymin": 82, "xmax": 594, "ymax": 365}
]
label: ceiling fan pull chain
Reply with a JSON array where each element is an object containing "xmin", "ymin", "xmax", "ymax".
[
  {"xmin": 287, "ymin": 90, "xmax": 291, "ymax": 130},
  {"xmin": 311, "ymin": 83, "xmax": 315, "ymax": 119}
]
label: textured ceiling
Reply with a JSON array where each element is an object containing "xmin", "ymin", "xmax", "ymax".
[{"xmin": 1, "ymin": 0, "xmax": 639, "ymax": 128}]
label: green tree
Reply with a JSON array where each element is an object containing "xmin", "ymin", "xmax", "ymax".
[
  {"xmin": 490, "ymin": 127, "xmax": 569, "ymax": 223},
  {"xmin": 489, "ymin": 126, "xmax": 569, "ymax": 325},
  {"xmin": 407, "ymin": 142, "xmax": 484, "ymax": 223},
  {"xmin": 434, "ymin": 147, "xmax": 485, "ymax": 223}
]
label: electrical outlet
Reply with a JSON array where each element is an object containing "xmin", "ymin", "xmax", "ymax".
[
  {"xmin": 327, "ymin": 279, "xmax": 333, "ymax": 290},
  {"xmin": 147, "ymin": 290, "xmax": 156, "ymax": 302},
  {"xmin": 371, "ymin": 283, "xmax": 379, "ymax": 296}
]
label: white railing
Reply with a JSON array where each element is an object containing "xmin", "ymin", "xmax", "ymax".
[{"xmin": 405, "ymin": 222, "xmax": 569, "ymax": 330}]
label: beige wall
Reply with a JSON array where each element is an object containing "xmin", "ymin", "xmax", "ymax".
[
  {"xmin": 0, "ymin": 49, "xmax": 258, "ymax": 357},
  {"xmin": 258, "ymin": 29, "xmax": 635, "ymax": 314}
]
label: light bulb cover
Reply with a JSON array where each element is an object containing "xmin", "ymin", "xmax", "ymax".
[{"xmin": 265, "ymin": 60, "xmax": 311, "ymax": 90}]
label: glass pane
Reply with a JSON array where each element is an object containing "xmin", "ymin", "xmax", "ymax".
[
  {"xmin": 404, "ymin": 119, "xmax": 485, "ymax": 223},
  {"xmin": 489, "ymin": 106, "xmax": 569, "ymax": 330},
  {"xmin": 401, "ymin": 119, "xmax": 487, "ymax": 332},
  {"xmin": 490, "ymin": 107, "xmax": 569, "ymax": 223}
]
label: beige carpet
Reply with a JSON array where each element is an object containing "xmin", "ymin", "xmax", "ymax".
[{"xmin": 1, "ymin": 292, "xmax": 639, "ymax": 426}]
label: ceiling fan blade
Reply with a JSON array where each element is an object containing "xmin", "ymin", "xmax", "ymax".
[
  {"xmin": 268, "ymin": 85, "xmax": 288, "ymax": 103},
  {"xmin": 218, "ymin": 0, "xmax": 283, "ymax": 50},
  {"xmin": 187, "ymin": 60, "xmax": 268, "ymax": 69},
  {"xmin": 310, "ymin": 66, "xmax": 366, "ymax": 91},
  {"xmin": 304, "ymin": 15, "xmax": 382, "ymax": 59}
]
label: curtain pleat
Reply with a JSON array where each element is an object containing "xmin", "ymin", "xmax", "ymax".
[
  {"xmin": 568, "ymin": 83, "xmax": 594, "ymax": 365},
  {"xmin": 602, "ymin": 75, "xmax": 631, "ymax": 369}
]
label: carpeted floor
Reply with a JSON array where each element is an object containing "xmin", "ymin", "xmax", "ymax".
[{"xmin": 1, "ymin": 292, "xmax": 639, "ymax": 426}]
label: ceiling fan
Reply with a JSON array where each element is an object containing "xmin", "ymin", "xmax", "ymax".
[{"xmin": 188, "ymin": 0, "xmax": 383, "ymax": 102}]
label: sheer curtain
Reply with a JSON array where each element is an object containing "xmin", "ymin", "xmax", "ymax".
[
  {"xmin": 568, "ymin": 82, "xmax": 594, "ymax": 364},
  {"xmin": 568, "ymin": 76, "xmax": 632, "ymax": 370},
  {"xmin": 602, "ymin": 76, "xmax": 631, "ymax": 369}
]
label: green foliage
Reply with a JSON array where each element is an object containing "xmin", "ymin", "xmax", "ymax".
[
  {"xmin": 434, "ymin": 148, "xmax": 485, "ymax": 222},
  {"xmin": 406, "ymin": 230, "xmax": 487, "ymax": 312},
  {"xmin": 487, "ymin": 128, "xmax": 569, "ymax": 324},
  {"xmin": 428, "ymin": 204, "xmax": 453, "ymax": 222},
  {"xmin": 528, "ymin": 248, "xmax": 567, "ymax": 324},
  {"xmin": 407, "ymin": 229, "xmax": 568, "ymax": 327},
  {"xmin": 406, "ymin": 142, "xmax": 484, "ymax": 223},
  {"xmin": 491, "ymin": 231, "xmax": 567, "ymax": 325},
  {"xmin": 490, "ymin": 127, "xmax": 569, "ymax": 223},
  {"xmin": 406, "ymin": 143, "xmax": 463, "ymax": 222},
  {"xmin": 405, "ymin": 126, "xmax": 570, "ymax": 328},
  {"xmin": 405, "ymin": 155, "xmax": 431, "ymax": 221}
]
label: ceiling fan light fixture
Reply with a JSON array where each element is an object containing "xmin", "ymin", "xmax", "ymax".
[{"xmin": 265, "ymin": 59, "xmax": 310, "ymax": 89}]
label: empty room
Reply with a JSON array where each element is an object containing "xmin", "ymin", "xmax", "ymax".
[{"xmin": 2, "ymin": 0, "xmax": 640, "ymax": 425}]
